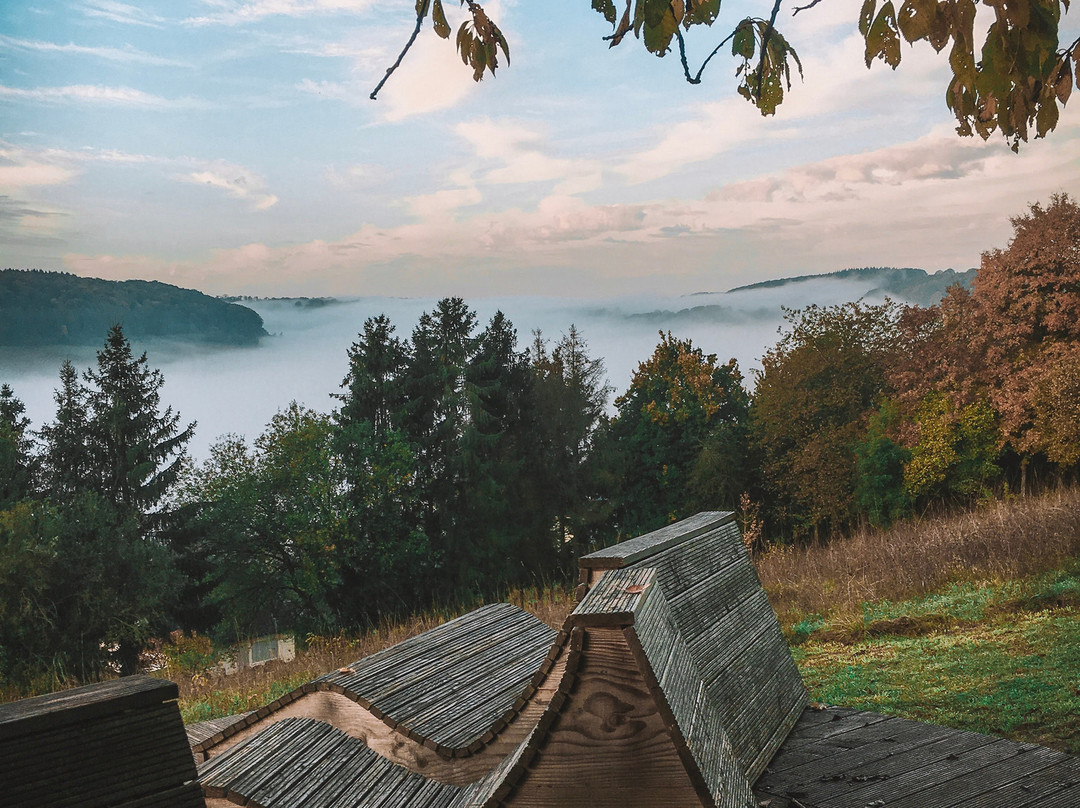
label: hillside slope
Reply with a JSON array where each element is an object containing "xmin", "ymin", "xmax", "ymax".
[{"xmin": 0, "ymin": 269, "xmax": 267, "ymax": 347}]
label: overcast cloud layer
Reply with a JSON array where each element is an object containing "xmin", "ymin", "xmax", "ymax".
[{"xmin": 0, "ymin": 0, "xmax": 1077, "ymax": 297}]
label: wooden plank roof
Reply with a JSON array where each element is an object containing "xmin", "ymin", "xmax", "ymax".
[
  {"xmin": 577, "ymin": 511, "xmax": 735, "ymax": 569},
  {"xmin": 313, "ymin": 603, "xmax": 557, "ymax": 748}
]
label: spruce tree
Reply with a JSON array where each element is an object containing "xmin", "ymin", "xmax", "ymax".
[
  {"xmin": 38, "ymin": 360, "xmax": 92, "ymax": 500},
  {"xmin": 84, "ymin": 324, "xmax": 195, "ymax": 516},
  {"xmin": 0, "ymin": 384, "xmax": 34, "ymax": 509}
]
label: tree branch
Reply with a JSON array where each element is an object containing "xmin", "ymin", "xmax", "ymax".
[
  {"xmin": 370, "ymin": 10, "xmax": 426, "ymax": 101},
  {"xmin": 792, "ymin": 0, "xmax": 825, "ymax": 15},
  {"xmin": 677, "ymin": 26, "xmax": 739, "ymax": 85},
  {"xmin": 755, "ymin": 0, "xmax": 784, "ymax": 97}
]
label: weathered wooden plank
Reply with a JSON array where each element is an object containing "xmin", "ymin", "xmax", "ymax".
[
  {"xmin": 199, "ymin": 718, "xmax": 316, "ymax": 797},
  {"xmin": 251, "ymin": 731, "xmax": 354, "ymax": 808},
  {"xmin": 507, "ymin": 627, "xmax": 711, "ymax": 808},
  {"xmin": 112, "ymin": 783, "xmax": 207, "ymax": 808},
  {"xmin": 0, "ymin": 675, "xmax": 177, "ymax": 742},
  {"xmin": 775, "ymin": 730, "xmax": 1003, "ymax": 806},
  {"xmin": 755, "ymin": 712, "xmax": 956, "ymax": 786},
  {"xmin": 5, "ymin": 704, "xmax": 198, "ymax": 806},
  {"xmin": 569, "ymin": 567, "xmax": 657, "ymax": 626},
  {"xmin": 272, "ymin": 735, "xmax": 383, "ymax": 808},
  {"xmin": 224, "ymin": 720, "xmax": 336, "ymax": 805},
  {"xmin": 883, "ymin": 743, "xmax": 1069, "ymax": 808},
  {"xmin": 946, "ymin": 754, "xmax": 1080, "ymax": 808},
  {"xmin": 578, "ymin": 511, "xmax": 735, "ymax": 570}
]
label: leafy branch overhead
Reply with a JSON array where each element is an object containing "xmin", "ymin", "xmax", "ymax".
[
  {"xmin": 370, "ymin": 0, "xmax": 1075, "ymax": 148},
  {"xmin": 369, "ymin": 0, "xmax": 509, "ymax": 100}
]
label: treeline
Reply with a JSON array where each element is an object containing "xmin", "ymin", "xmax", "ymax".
[
  {"xmin": 1, "ymin": 194, "xmax": 1078, "ymax": 688},
  {"xmin": 0, "ymin": 269, "xmax": 267, "ymax": 347}
]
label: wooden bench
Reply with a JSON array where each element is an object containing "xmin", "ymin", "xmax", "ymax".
[
  {"xmin": 0, "ymin": 675, "xmax": 205, "ymax": 808},
  {"xmin": 190, "ymin": 511, "xmax": 1080, "ymax": 808}
]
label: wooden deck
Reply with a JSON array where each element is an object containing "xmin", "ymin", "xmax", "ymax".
[{"xmin": 755, "ymin": 706, "xmax": 1080, "ymax": 808}]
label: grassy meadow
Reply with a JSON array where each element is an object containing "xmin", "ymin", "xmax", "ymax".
[{"xmin": 164, "ymin": 488, "xmax": 1080, "ymax": 752}]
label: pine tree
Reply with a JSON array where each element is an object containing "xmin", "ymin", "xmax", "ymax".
[
  {"xmin": 0, "ymin": 384, "xmax": 34, "ymax": 508},
  {"xmin": 401, "ymin": 298, "xmax": 477, "ymax": 588},
  {"xmin": 84, "ymin": 324, "xmax": 195, "ymax": 516},
  {"xmin": 38, "ymin": 360, "xmax": 92, "ymax": 500}
]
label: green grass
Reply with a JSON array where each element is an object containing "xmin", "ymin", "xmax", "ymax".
[{"xmin": 787, "ymin": 563, "xmax": 1080, "ymax": 753}]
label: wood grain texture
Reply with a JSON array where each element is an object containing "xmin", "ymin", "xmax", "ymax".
[
  {"xmin": 507, "ymin": 628, "xmax": 711, "ymax": 808},
  {"xmin": 0, "ymin": 676, "xmax": 202, "ymax": 808}
]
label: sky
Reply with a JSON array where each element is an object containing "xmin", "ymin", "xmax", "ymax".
[{"xmin": 1, "ymin": 0, "xmax": 1078, "ymax": 299}]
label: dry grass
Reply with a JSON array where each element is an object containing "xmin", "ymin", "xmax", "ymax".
[
  {"xmin": 170, "ymin": 585, "xmax": 577, "ymax": 724},
  {"xmin": 756, "ymin": 485, "xmax": 1080, "ymax": 630}
]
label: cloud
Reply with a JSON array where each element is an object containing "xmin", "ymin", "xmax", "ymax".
[
  {"xmin": 187, "ymin": 0, "xmax": 376, "ymax": 25},
  {"xmin": 0, "ymin": 84, "xmax": 207, "ymax": 109},
  {"xmin": 0, "ymin": 159, "xmax": 77, "ymax": 191},
  {"xmin": 77, "ymin": 1, "xmax": 168, "ymax": 27},
  {"xmin": 58, "ymin": 113, "xmax": 1080, "ymax": 299},
  {"xmin": 175, "ymin": 165, "xmax": 279, "ymax": 210},
  {"xmin": 616, "ymin": 27, "xmax": 951, "ymax": 184},
  {"xmin": 0, "ymin": 34, "xmax": 190, "ymax": 67},
  {"xmin": 454, "ymin": 118, "xmax": 603, "ymax": 194},
  {"xmin": 0, "ymin": 141, "xmax": 279, "ymax": 214}
]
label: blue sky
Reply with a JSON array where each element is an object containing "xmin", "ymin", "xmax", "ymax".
[{"xmin": 1, "ymin": 0, "xmax": 1077, "ymax": 297}]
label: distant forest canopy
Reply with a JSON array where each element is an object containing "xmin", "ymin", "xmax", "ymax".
[
  {"xmin": 1, "ymin": 195, "xmax": 1078, "ymax": 689},
  {"xmin": 726, "ymin": 266, "xmax": 977, "ymax": 308},
  {"xmin": 0, "ymin": 269, "xmax": 268, "ymax": 347},
  {"xmin": 219, "ymin": 295, "xmax": 342, "ymax": 310}
]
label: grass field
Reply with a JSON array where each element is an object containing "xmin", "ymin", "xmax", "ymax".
[{"xmin": 789, "ymin": 562, "xmax": 1080, "ymax": 753}]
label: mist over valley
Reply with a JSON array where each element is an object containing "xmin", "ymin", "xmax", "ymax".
[{"xmin": 2, "ymin": 267, "xmax": 971, "ymax": 463}]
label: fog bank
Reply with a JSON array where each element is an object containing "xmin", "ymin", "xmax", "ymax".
[{"xmin": 3, "ymin": 276, "xmax": 900, "ymax": 464}]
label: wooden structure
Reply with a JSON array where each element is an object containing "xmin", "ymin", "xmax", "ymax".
[
  {"xmin": 6, "ymin": 511, "xmax": 1077, "ymax": 806},
  {"xmin": 189, "ymin": 511, "xmax": 1080, "ymax": 807},
  {"xmin": 0, "ymin": 675, "xmax": 204, "ymax": 808}
]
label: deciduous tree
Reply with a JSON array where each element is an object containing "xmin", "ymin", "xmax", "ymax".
[{"xmin": 373, "ymin": 0, "xmax": 1077, "ymax": 149}]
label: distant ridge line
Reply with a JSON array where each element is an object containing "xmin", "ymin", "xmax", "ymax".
[{"xmin": 725, "ymin": 266, "xmax": 973, "ymax": 295}]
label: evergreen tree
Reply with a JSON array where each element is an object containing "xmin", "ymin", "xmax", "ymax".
[
  {"xmin": 334, "ymin": 315, "xmax": 429, "ymax": 622},
  {"xmin": 337, "ymin": 314, "xmax": 409, "ymax": 443},
  {"xmin": 84, "ymin": 324, "xmax": 195, "ymax": 516},
  {"xmin": 457, "ymin": 311, "xmax": 546, "ymax": 587},
  {"xmin": 401, "ymin": 298, "xmax": 478, "ymax": 589},
  {"xmin": 38, "ymin": 360, "xmax": 92, "ymax": 500},
  {"xmin": 530, "ymin": 326, "xmax": 611, "ymax": 560},
  {"xmin": 0, "ymin": 384, "xmax": 34, "ymax": 508}
]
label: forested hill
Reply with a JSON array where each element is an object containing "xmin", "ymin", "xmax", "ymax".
[
  {"xmin": 727, "ymin": 266, "xmax": 976, "ymax": 307},
  {"xmin": 0, "ymin": 269, "xmax": 268, "ymax": 347}
]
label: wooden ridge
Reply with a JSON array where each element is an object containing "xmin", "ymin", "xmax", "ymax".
[{"xmin": 578, "ymin": 512, "xmax": 735, "ymax": 570}]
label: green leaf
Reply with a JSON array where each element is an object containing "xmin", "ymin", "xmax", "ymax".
[
  {"xmin": 415, "ymin": 0, "xmax": 431, "ymax": 17},
  {"xmin": 592, "ymin": 0, "xmax": 618, "ymax": 24},
  {"xmin": 859, "ymin": 0, "xmax": 877, "ymax": 37},
  {"xmin": 865, "ymin": 1, "xmax": 902, "ymax": 68},
  {"xmin": 897, "ymin": 0, "xmax": 934, "ymax": 43},
  {"xmin": 732, "ymin": 19, "xmax": 756, "ymax": 60},
  {"xmin": 432, "ymin": 0, "xmax": 451, "ymax": 38},
  {"xmin": 642, "ymin": 0, "xmax": 679, "ymax": 55},
  {"xmin": 494, "ymin": 27, "xmax": 510, "ymax": 64},
  {"xmin": 685, "ymin": 0, "xmax": 720, "ymax": 26},
  {"xmin": 1036, "ymin": 93, "xmax": 1059, "ymax": 136}
]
